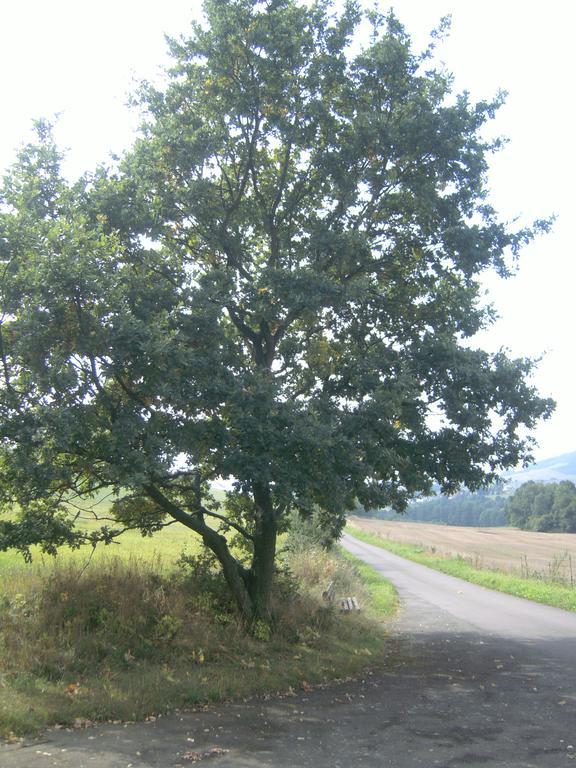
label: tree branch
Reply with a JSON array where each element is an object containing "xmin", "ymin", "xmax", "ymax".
[
  {"xmin": 114, "ymin": 373, "xmax": 154, "ymax": 413},
  {"xmin": 0, "ymin": 324, "xmax": 14, "ymax": 392},
  {"xmin": 144, "ymin": 483, "xmax": 253, "ymax": 610},
  {"xmin": 225, "ymin": 304, "xmax": 259, "ymax": 342},
  {"xmin": 144, "ymin": 483, "xmax": 208, "ymax": 534},
  {"xmin": 272, "ymin": 138, "xmax": 293, "ymax": 218},
  {"xmin": 200, "ymin": 507, "xmax": 255, "ymax": 542}
]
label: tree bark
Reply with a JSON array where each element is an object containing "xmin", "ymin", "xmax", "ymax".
[{"xmin": 247, "ymin": 480, "xmax": 277, "ymax": 623}]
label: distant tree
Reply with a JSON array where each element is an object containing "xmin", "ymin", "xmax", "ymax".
[
  {"xmin": 362, "ymin": 490, "xmax": 508, "ymax": 526},
  {"xmin": 0, "ymin": 0, "xmax": 553, "ymax": 624},
  {"xmin": 506, "ymin": 482, "xmax": 534, "ymax": 529},
  {"xmin": 551, "ymin": 481, "xmax": 576, "ymax": 532},
  {"xmin": 506, "ymin": 481, "xmax": 576, "ymax": 532}
]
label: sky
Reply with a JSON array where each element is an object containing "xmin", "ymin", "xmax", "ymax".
[{"xmin": 1, "ymin": 0, "xmax": 574, "ymax": 463}]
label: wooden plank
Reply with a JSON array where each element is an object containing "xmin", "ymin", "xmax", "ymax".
[
  {"xmin": 322, "ymin": 580, "xmax": 336, "ymax": 602},
  {"xmin": 339, "ymin": 596, "xmax": 360, "ymax": 612}
]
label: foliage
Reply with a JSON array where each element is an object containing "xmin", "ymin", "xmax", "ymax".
[
  {"xmin": 0, "ymin": 0, "xmax": 553, "ymax": 622},
  {"xmin": 506, "ymin": 481, "xmax": 576, "ymax": 532},
  {"xmin": 284, "ymin": 507, "xmax": 344, "ymax": 552}
]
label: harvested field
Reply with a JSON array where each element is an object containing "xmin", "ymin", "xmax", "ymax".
[{"xmin": 348, "ymin": 517, "xmax": 576, "ymax": 584}]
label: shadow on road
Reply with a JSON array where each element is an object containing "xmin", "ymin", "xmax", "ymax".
[{"xmin": 1, "ymin": 627, "xmax": 575, "ymax": 768}]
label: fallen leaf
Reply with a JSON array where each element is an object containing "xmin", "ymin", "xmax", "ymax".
[
  {"xmin": 73, "ymin": 718, "xmax": 94, "ymax": 729},
  {"xmin": 181, "ymin": 747, "xmax": 230, "ymax": 762}
]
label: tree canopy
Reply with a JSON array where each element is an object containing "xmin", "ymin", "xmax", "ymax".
[{"xmin": 0, "ymin": 0, "xmax": 553, "ymax": 622}]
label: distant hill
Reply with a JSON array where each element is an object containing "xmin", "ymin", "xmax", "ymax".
[{"xmin": 506, "ymin": 451, "xmax": 576, "ymax": 486}]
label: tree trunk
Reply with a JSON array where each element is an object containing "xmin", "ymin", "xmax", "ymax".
[
  {"xmin": 201, "ymin": 528, "xmax": 255, "ymax": 620},
  {"xmin": 207, "ymin": 482, "xmax": 277, "ymax": 626},
  {"xmin": 144, "ymin": 482, "xmax": 277, "ymax": 628},
  {"xmin": 247, "ymin": 481, "xmax": 277, "ymax": 623},
  {"xmin": 144, "ymin": 484, "xmax": 256, "ymax": 622}
]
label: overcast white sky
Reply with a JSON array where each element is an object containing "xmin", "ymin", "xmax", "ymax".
[{"xmin": 1, "ymin": 0, "xmax": 574, "ymax": 463}]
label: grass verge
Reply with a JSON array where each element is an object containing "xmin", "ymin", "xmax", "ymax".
[
  {"xmin": 339, "ymin": 548, "xmax": 398, "ymax": 618},
  {"xmin": 0, "ymin": 546, "xmax": 396, "ymax": 740},
  {"xmin": 347, "ymin": 526, "xmax": 576, "ymax": 613}
]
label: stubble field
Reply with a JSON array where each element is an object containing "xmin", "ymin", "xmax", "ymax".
[{"xmin": 348, "ymin": 516, "xmax": 576, "ymax": 583}]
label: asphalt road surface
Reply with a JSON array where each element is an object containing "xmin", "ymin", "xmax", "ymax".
[{"xmin": 2, "ymin": 532, "xmax": 576, "ymax": 768}]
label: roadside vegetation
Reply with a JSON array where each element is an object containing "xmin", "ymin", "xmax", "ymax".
[
  {"xmin": 348, "ymin": 526, "xmax": 576, "ymax": 613},
  {"xmin": 0, "ymin": 531, "xmax": 396, "ymax": 740}
]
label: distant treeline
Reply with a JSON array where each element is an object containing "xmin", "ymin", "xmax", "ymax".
[
  {"xmin": 506, "ymin": 481, "xmax": 576, "ymax": 532},
  {"xmin": 359, "ymin": 490, "xmax": 507, "ymax": 527},
  {"xmin": 357, "ymin": 481, "xmax": 576, "ymax": 533}
]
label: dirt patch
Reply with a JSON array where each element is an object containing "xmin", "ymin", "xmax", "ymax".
[{"xmin": 348, "ymin": 517, "xmax": 576, "ymax": 582}]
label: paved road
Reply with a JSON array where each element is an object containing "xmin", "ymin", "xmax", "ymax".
[{"xmin": 2, "ymin": 533, "xmax": 576, "ymax": 767}]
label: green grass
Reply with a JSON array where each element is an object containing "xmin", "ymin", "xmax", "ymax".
[
  {"xmin": 0, "ymin": 543, "xmax": 397, "ymax": 740},
  {"xmin": 347, "ymin": 526, "xmax": 576, "ymax": 613},
  {"xmin": 339, "ymin": 548, "xmax": 398, "ymax": 618},
  {"xmin": 0, "ymin": 495, "xmax": 210, "ymax": 584},
  {"xmin": 0, "ymin": 525, "xmax": 204, "ymax": 605},
  {"xmin": 0, "ymin": 486, "xmax": 230, "ymax": 579}
]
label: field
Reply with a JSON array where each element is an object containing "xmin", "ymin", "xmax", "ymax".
[
  {"xmin": 0, "ymin": 487, "xmax": 228, "ymax": 582},
  {"xmin": 0, "ymin": 521, "xmax": 204, "ymax": 593},
  {"xmin": 348, "ymin": 517, "xmax": 576, "ymax": 584}
]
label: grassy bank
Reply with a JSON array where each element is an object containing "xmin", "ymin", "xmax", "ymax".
[
  {"xmin": 0, "ymin": 545, "xmax": 396, "ymax": 740},
  {"xmin": 347, "ymin": 526, "xmax": 576, "ymax": 613},
  {"xmin": 339, "ymin": 548, "xmax": 398, "ymax": 618}
]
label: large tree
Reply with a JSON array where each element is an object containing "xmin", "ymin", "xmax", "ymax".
[{"xmin": 0, "ymin": 0, "xmax": 553, "ymax": 623}]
